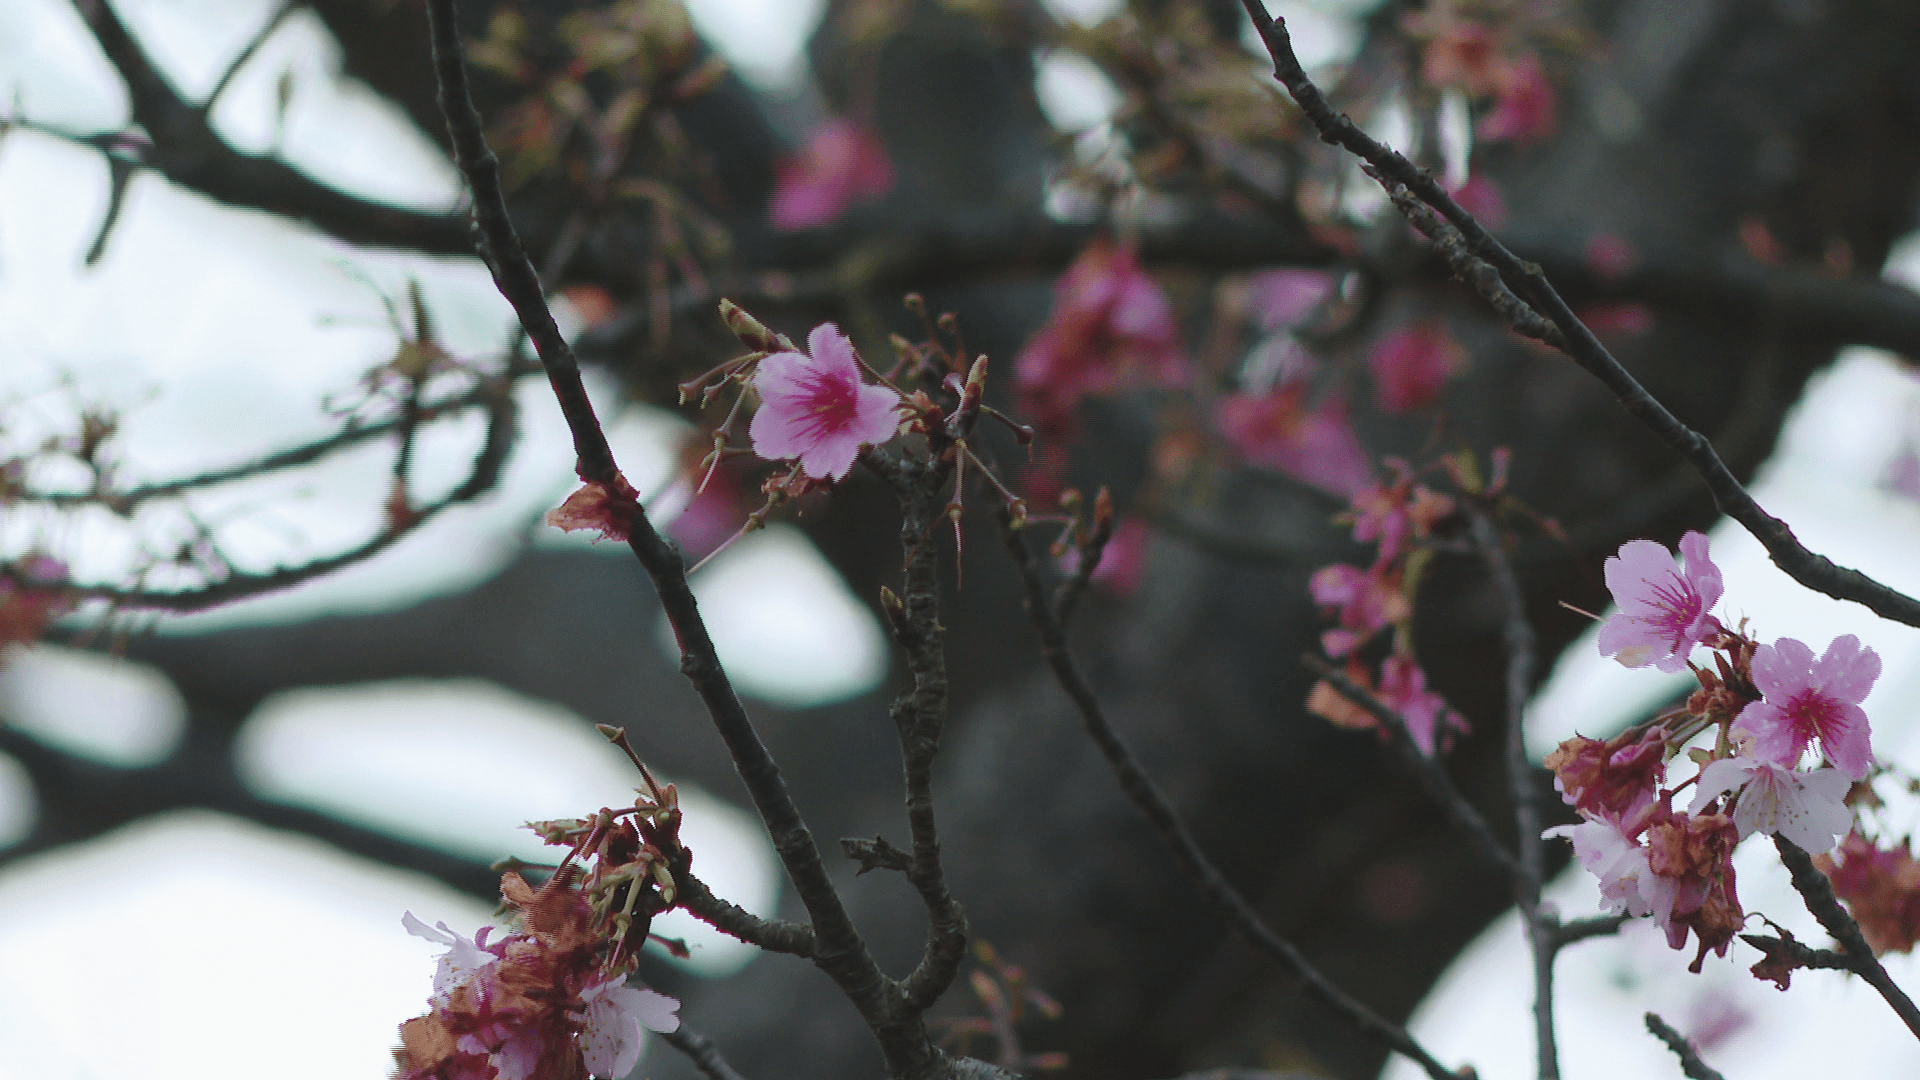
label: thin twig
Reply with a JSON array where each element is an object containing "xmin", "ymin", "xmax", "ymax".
[
  {"xmin": 999, "ymin": 515, "xmax": 1458, "ymax": 1080},
  {"xmin": 1548, "ymin": 913, "xmax": 1629, "ymax": 949},
  {"xmin": 1466, "ymin": 507, "xmax": 1555, "ymax": 1080},
  {"xmin": 1301, "ymin": 655, "xmax": 1524, "ymax": 883},
  {"xmin": 1235, "ymin": 0, "xmax": 1920, "ymax": 630},
  {"xmin": 660, "ymin": 1026, "xmax": 751, "ymax": 1080},
  {"xmin": 1643, "ymin": 1012, "xmax": 1727, "ymax": 1080},
  {"xmin": 1774, "ymin": 835, "xmax": 1920, "ymax": 1040}
]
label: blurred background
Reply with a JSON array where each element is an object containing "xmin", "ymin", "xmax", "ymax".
[{"xmin": 2, "ymin": 0, "xmax": 1920, "ymax": 1078}]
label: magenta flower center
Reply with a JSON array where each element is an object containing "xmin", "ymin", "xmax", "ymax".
[
  {"xmin": 1782, "ymin": 690, "xmax": 1844, "ymax": 752},
  {"xmin": 794, "ymin": 367, "xmax": 861, "ymax": 435},
  {"xmin": 1643, "ymin": 575, "xmax": 1704, "ymax": 645}
]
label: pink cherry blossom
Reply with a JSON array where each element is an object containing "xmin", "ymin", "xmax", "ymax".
[
  {"xmin": 1688, "ymin": 756, "xmax": 1853, "ymax": 854},
  {"xmin": 768, "ymin": 119, "xmax": 893, "ymax": 230},
  {"xmin": 1377, "ymin": 654, "xmax": 1466, "ymax": 754},
  {"xmin": 403, "ymin": 912, "xmax": 500, "ymax": 1002},
  {"xmin": 1309, "ymin": 563, "xmax": 1410, "ymax": 658},
  {"xmin": 1368, "ymin": 324, "xmax": 1463, "ymax": 413},
  {"xmin": 579, "ymin": 977, "xmax": 681, "ymax": 1077},
  {"xmin": 1738, "ymin": 634, "xmax": 1879, "ymax": 780},
  {"xmin": 749, "ymin": 322, "xmax": 903, "ymax": 481},
  {"xmin": 1015, "ymin": 240, "xmax": 1186, "ymax": 439},
  {"xmin": 1449, "ymin": 175, "xmax": 1507, "ymax": 228},
  {"xmin": 1595, "ymin": 531, "xmax": 1723, "ymax": 672},
  {"xmin": 1216, "ymin": 386, "xmax": 1373, "ymax": 496},
  {"xmin": 1544, "ymin": 815, "xmax": 1674, "ymax": 922}
]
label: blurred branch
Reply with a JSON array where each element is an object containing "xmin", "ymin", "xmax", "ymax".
[
  {"xmin": 1643, "ymin": 1012, "xmax": 1727, "ymax": 1080},
  {"xmin": 999, "ymin": 514, "xmax": 1459, "ymax": 1080},
  {"xmin": 660, "ymin": 1026, "xmax": 751, "ymax": 1080},
  {"xmin": 64, "ymin": 0, "xmax": 470, "ymax": 254},
  {"xmin": 0, "ymin": 725, "xmax": 499, "ymax": 898},
  {"xmin": 1236, "ymin": 0, "xmax": 1920, "ymax": 629},
  {"xmin": 9, "ymin": 366, "xmax": 518, "ymax": 612},
  {"xmin": 1467, "ymin": 507, "xmax": 1555, "ymax": 1080}
]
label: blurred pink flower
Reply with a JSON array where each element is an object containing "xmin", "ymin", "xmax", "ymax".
[
  {"xmin": 1247, "ymin": 269, "xmax": 1334, "ymax": 331},
  {"xmin": 769, "ymin": 119, "xmax": 893, "ymax": 230},
  {"xmin": 750, "ymin": 323, "xmax": 903, "ymax": 481},
  {"xmin": 1739, "ymin": 634, "xmax": 1879, "ymax": 780},
  {"xmin": 1217, "ymin": 386, "xmax": 1372, "ymax": 495},
  {"xmin": 1377, "ymin": 654, "xmax": 1463, "ymax": 754},
  {"xmin": 1585, "ymin": 232, "xmax": 1636, "ymax": 282},
  {"xmin": 1369, "ymin": 323, "xmax": 1463, "ymax": 413},
  {"xmin": 1477, "ymin": 53, "xmax": 1555, "ymax": 143},
  {"xmin": 1545, "ymin": 814, "xmax": 1671, "ymax": 921},
  {"xmin": 1309, "ymin": 563, "xmax": 1409, "ymax": 658},
  {"xmin": 1016, "ymin": 240, "xmax": 1186, "ymax": 439},
  {"xmin": 1596, "ymin": 531, "xmax": 1723, "ymax": 672}
]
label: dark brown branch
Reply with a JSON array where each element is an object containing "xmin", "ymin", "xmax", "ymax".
[
  {"xmin": 66, "ymin": 0, "xmax": 469, "ymax": 254},
  {"xmin": 674, "ymin": 872, "xmax": 816, "ymax": 958},
  {"xmin": 660, "ymin": 1026, "xmax": 751, "ymax": 1080},
  {"xmin": 201, "ymin": 0, "xmax": 300, "ymax": 114},
  {"xmin": 1643, "ymin": 1012, "xmax": 1727, "ymax": 1080},
  {"xmin": 1774, "ymin": 835, "xmax": 1920, "ymax": 1040},
  {"xmin": 420, "ymin": 6, "xmax": 958, "ymax": 1077},
  {"xmin": 1236, "ymin": 0, "xmax": 1920, "ymax": 629},
  {"xmin": 1301, "ymin": 656, "xmax": 1524, "ymax": 884},
  {"xmin": 1000, "ymin": 516, "xmax": 1458, "ymax": 1080}
]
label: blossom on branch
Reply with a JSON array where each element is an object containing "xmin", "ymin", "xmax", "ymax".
[
  {"xmin": 1738, "ymin": 634, "xmax": 1879, "ymax": 779},
  {"xmin": 1688, "ymin": 755, "xmax": 1852, "ymax": 854},
  {"xmin": 1309, "ymin": 562, "xmax": 1410, "ymax": 658},
  {"xmin": 1596, "ymin": 531, "xmax": 1723, "ymax": 672},
  {"xmin": 749, "ymin": 322, "xmax": 904, "ymax": 482},
  {"xmin": 1377, "ymin": 653, "xmax": 1465, "ymax": 754},
  {"xmin": 1544, "ymin": 726, "xmax": 1665, "ymax": 823}
]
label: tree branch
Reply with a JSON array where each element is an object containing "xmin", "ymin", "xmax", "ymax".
[
  {"xmin": 1236, "ymin": 0, "xmax": 1920, "ymax": 629},
  {"xmin": 1774, "ymin": 835, "xmax": 1920, "ymax": 1041}
]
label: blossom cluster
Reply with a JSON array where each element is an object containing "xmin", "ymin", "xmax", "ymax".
[
  {"xmin": 1546, "ymin": 531, "xmax": 1883, "ymax": 972},
  {"xmin": 395, "ymin": 777, "xmax": 687, "ymax": 1080},
  {"xmin": 1304, "ymin": 460, "xmax": 1468, "ymax": 755}
]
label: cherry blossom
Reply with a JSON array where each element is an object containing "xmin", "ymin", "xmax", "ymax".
[
  {"xmin": 1815, "ymin": 833, "xmax": 1920, "ymax": 955},
  {"xmin": 1348, "ymin": 476, "xmax": 1455, "ymax": 565},
  {"xmin": 1376, "ymin": 654, "xmax": 1465, "ymax": 754},
  {"xmin": 749, "ymin": 322, "xmax": 904, "ymax": 481},
  {"xmin": 404, "ymin": 912, "xmax": 501, "ymax": 1002},
  {"xmin": 1688, "ymin": 756, "xmax": 1852, "ymax": 854},
  {"xmin": 768, "ymin": 119, "xmax": 893, "ymax": 230},
  {"xmin": 1595, "ymin": 531, "xmax": 1723, "ymax": 672},
  {"xmin": 1368, "ymin": 323, "xmax": 1463, "ymax": 412},
  {"xmin": 579, "ymin": 976, "xmax": 681, "ymax": 1077},
  {"xmin": 1738, "ymin": 634, "xmax": 1879, "ymax": 779},
  {"xmin": 1544, "ymin": 727, "xmax": 1665, "ymax": 823},
  {"xmin": 1309, "ymin": 563, "xmax": 1410, "ymax": 658},
  {"xmin": 1643, "ymin": 805, "xmax": 1744, "ymax": 970},
  {"xmin": 1015, "ymin": 240, "xmax": 1186, "ymax": 440},
  {"xmin": 1544, "ymin": 815, "xmax": 1672, "ymax": 921},
  {"xmin": 1216, "ymin": 386, "xmax": 1373, "ymax": 496},
  {"xmin": 1476, "ymin": 53, "xmax": 1556, "ymax": 143}
]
